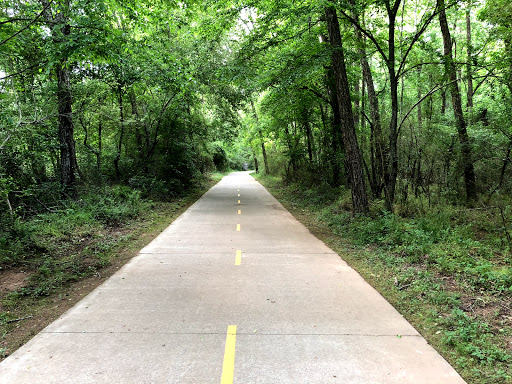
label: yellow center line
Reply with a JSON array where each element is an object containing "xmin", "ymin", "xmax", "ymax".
[
  {"xmin": 237, "ymin": 200, "xmax": 240, "ymax": 204},
  {"xmin": 235, "ymin": 250, "xmax": 241, "ymax": 265},
  {"xmin": 220, "ymin": 325, "xmax": 237, "ymax": 384},
  {"xmin": 237, "ymin": 209, "xmax": 241, "ymax": 215},
  {"xmin": 236, "ymin": 224, "xmax": 240, "ymax": 231}
]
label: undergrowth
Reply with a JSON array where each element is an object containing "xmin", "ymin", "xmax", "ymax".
[
  {"xmin": 0, "ymin": 173, "xmax": 220, "ymax": 358},
  {"xmin": 0, "ymin": 173, "xmax": 218, "ymax": 315},
  {"xmin": 0, "ymin": 185, "xmax": 151, "ymax": 298},
  {"xmin": 256, "ymin": 173, "xmax": 512, "ymax": 384}
]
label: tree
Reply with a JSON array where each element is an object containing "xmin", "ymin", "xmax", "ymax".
[
  {"xmin": 438, "ymin": 0, "xmax": 477, "ymax": 201},
  {"xmin": 40, "ymin": 0, "xmax": 78, "ymax": 195},
  {"xmin": 325, "ymin": 6, "xmax": 369, "ymax": 214},
  {"xmin": 338, "ymin": 0, "xmax": 440, "ymax": 210}
]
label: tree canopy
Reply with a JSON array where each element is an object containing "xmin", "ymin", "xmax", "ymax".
[{"xmin": 1, "ymin": 0, "xmax": 511, "ymax": 211}]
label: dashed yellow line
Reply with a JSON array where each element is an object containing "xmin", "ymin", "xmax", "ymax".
[
  {"xmin": 220, "ymin": 325, "xmax": 237, "ymax": 384},
  {"xmin": 235, "ymin": 250, "xmax": 241, "ymax": 265},
  {"xmin": 237, "ymin": 209, "xmax": 241, "ymax": 215},
  {"xmin": 236, "ymin": 224, "xmax": 240, "ymax": 231}
]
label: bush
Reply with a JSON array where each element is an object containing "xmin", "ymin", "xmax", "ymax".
[{"xmin": 89, "ymin": 186, "xmax": 145, "ymax": 226}]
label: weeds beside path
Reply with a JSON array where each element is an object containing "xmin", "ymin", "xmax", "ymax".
[
  {"xmin": 256, "ymin": 173, "xmax": 512, "ymax": 384},
  {"xmin": 0, "ymin": 174, "xmax": 222, "ymax": 361}
]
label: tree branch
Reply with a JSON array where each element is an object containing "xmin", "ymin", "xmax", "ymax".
[
  {"xmin": 398, "ymin": 79, "xmax": 459, "ymax": 133},
  {"xmin": 0, "ymin": 62, "xmax": 48, "ymax": 81},
  {"xmin": 299, "ymin": 86, "xmax": 329, "ymax": 103},
  {"xmin": 0, "ymin": 0, "xmax": 53, "ymax": 47},
  {"xmin": 336, "ymin": 8, "xmax": 389, "ymax": 63},
  {"xmin": 397, "ymin": 4, "xmax": 440, "ymax": 77}
]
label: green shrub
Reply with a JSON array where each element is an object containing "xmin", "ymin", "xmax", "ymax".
[{"xmin": 90, "ymin": 186, "xmax": 144, "ymax": 226}]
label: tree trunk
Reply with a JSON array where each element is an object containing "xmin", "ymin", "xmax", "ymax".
[
  {"xmin": 496, "ymin": 140, "xmax": 512, "ymax": 192},
  {"xmin": 387, "ymin": 73, "xmax": 399, "ymax": 211},
  {"xmin": 56, "ymin": 40, "xmax": 77, "ymax": 196},
  {"xmin": 253, "ymin": 151, "xmax": 259, "ymax": 173},
  {"xmin": 259, "ymin": 130, "xmax": 270, "ymax": 175},
  {"xmin": 130, "ymin": 88, "xmax": 144, "ymax": 161},
  {"xmin": 250, "ymin": 100, "xmax": 269, "ymax": 175},
  {"xmin": 284, "ymin": 124, "xmax": 296, "ymax": 176},
  {"xmin": 350, "ymin": 3, "xmax": 387, "ymax": 198},
  {"xmin": 354, "ymin": 79, "xmax": 360, "ymax": 129},
  {"xmin": 304, "ymin": 112, "xmax": 314, "ymax": 163},
  {"xmin": 41, "ymin": 0, "xmax": 77, "ymax": 197},
  {"xmin": 97, "ymin": 119, "xmax": 102, "ymax": 174},
  {"xmin": 114, "ymin": 85, "xmax": 125, "ymax": 180},
  {"xmin": 441, "ymin": 88, "xmax": 447, "ymax": 114},
  {"xmin": 417, "ymin": 67, "xmax": 422, "ymax": 131},
  {"xmin": 357, "ymin": 40, "xmax": 386, "ymax": 198},
  {"xmin": 326, "ymin": 69, "xmax": 343, "ymax": 186},
  {"xmin": 466, "ymin": 2, "xmax": 474, "ymax": 111},
  {"xmin": 325, "ymin": 6, "xmax": 369, "ymax": 214},
  {"xmin": 385, "ymin": 3, "xmax": 400, "ymax": 212},
  {"xmin": 438, "ymin": 0, "xmax": 477, "ymax": 201}
]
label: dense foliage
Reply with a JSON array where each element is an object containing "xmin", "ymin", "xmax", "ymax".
[{"xmin": 225, "ymin": 0, "xmax": 512, "ymax": 210}]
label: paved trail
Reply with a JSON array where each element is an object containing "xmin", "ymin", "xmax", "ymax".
[{"xmin": 0, "ymin": 172, "xmax": 466, "ymax": 383}]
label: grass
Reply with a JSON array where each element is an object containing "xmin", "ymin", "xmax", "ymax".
[
  {"xmin": 255, "ymin": 173, "xmax": 512, "ymax": 384},
  {"xmin": 0, "ymin": 173, "xmax": 222, "ymax": 358}
]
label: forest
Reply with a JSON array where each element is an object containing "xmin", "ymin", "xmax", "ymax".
[{"xmin": 1, "ymin": 0, "xmax": 512, "ymax": 382}]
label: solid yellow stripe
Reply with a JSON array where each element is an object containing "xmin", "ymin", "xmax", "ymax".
[
  {"xmin": 236, "ymin": 224, "xmax": 240, "ymax": 231},
  {"xmin": 238, "ymin": 200, "xmax": 240, "ymax": 204},
  {"xmin": 220, "ymin": 325, "xmax": 237, "ymax": 384},
  {"xmin": 238, "ymin": 209, "xmax": 241, "ymax": 215},
  {"xmin": 235, "ymin": 250, "xmax": 241, "ymax": 265}
]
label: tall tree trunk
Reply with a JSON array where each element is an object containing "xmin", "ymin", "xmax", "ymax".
[
  {"xmin": 387, "ymin": 74, "xmax": 399, "ymax": 211},
  {"xmin": 250, "ymin": 100, "xmax": 269, "ymax": 175},
  {"xmin": 438, "ymin": 0, "xmax": 477, "ymax": 201},
  {"xmin": 130, "ymin": 88, "xmax": 144, "ymax": 161},
  {"xmin": 97, "ymin": 119, "xmax": 102, "ymax": 174},
  {"xmin": 466, "ymin": 2, "xmax": 474, "ymax": 111},
  {"xmin": 41, "ymin": 0, "xmax": 77, "ymax": 196},
  {"xmin": 259, "ymin": 129, "xmax": 270, "ymax": 175},
  {"xmin": 57, "ymin": 51, "xmax": 77, "ymax": 196},
  {"xmin": 441, "ymin": 88, "xmax": 447, "ymax": 114},
  {"xmin": 303, "ymin": 111, "xmax": 314, "ymax": 163},
  {"xmin": 326, "ymin": 69, "xmax": 343, "ymax": 186},
  {"xmin": 417, "ymin": 66, "xmax": 422, "ymax": 131},
  {"xmin": 350, "ymin": 1, "xmax": 387, "ymax": 198},
  {"xmin": 325, "ymin": 6, "xmax": 369, "ymax": 214},
  {"xmin": 252, "ymin": 150, "xmax": 259, "ymax": 173},
  {"xmin": 114, "ymin": 85, "xmax": 125, "ymax": 180},
  {"xmin": 386, "ymin": 3, "xmax": 400, "ymax": 212},
  {"xmin": 354, "ymin": 79, "xmax": 360, "ymax": 129},
  {"xmin": 355, "ymin": 36, "xmax": 386, "ymax": 198},
  {"xmin": 495, "ymin": 140, "xmax": 512, "ymax": 193},
  {"xmin": 284, "ymin": 124, "xmax": 296, "ymax": 176}
]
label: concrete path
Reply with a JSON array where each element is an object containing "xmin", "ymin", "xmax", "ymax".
[{"xmin": 0, "ymin": 172, "xmax": 466, "ymax": 383}]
